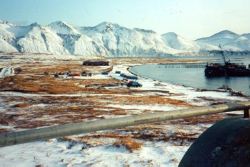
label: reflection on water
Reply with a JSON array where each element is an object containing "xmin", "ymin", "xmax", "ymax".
[{"xmin": 130, "ymin": 61, "xmax": 250, "ymax": 95}]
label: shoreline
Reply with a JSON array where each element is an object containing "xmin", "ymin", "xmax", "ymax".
[{"xmin": 127, "ymin": 64, "xmax": 249, "ymax": 98}]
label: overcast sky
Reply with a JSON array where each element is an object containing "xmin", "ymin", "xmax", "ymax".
[{"xmin": 0, "ymin": 0, "xmax": 249, "ymax": 39}]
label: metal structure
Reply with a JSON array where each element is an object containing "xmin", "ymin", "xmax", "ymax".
[
  {"xmin": 219, "ymin": 44, "xmax": 230, "ymax": 64},
  {"xmin": 205, "ymin": 45, "xmax": 250, "ymax": 77},
  {"xmin": 0, "ymin": 101, "xmax": 250, "ymax": 148},
  {"xmin": 158, "ymin": 63, "xmax": 206, "ymax": 68}
]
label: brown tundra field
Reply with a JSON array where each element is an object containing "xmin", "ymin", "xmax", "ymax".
[{"xmin": 0, "ymin": 53, "xmax": 247, "ymax": 166}]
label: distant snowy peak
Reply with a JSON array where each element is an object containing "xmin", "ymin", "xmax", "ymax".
[
  {"xmin": 161, "ymin": 32, "xmax": 217, "ymax": 51},
  {"xmin": 30, "ymin": 22, "xmax": 41, "ymax": 27},
  {"xmin": 78, "ymin": 22, "xmax": 119, "ymax": 34},
  {"xmin": 49, "ymin": 21, "xmax": 80, "ymax": 35},
  {"xmin": 94, "ymin": 22, "xmax": 115, "ymax": 31},
  {"xmin": 163, "ymin": 32, "xmax": 178, "ymax": 37},
  {"xmin": 211, "ymin": 30, "xmax": 239, "ymax": 39},
  {"xmin": 197, "ymin": 30, "xmax": 250, "ymax": 51},
  {"xmin": 78, "ymin": 21, "xmax": 179, "ymax": 56},
  {"xmin": 162, "ymin": 32, "xmax": 190, "ymax": 50},
  {"xmin": 161, "ymin": 32, "xmax": 180, "ymax": 45},
  {"xmin": 134, "ymin": 28, "xmax": 156, "ymax": 34},
  {"xmin": 197, "ymin": 30, "xmax": 239, "ymax": 42}
]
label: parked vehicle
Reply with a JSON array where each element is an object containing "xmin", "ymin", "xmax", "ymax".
[
  {"xmin": 120, "ymin": 73, "xmax": 138, "ymax": 80},
  {"xmin": 101, "ymin": 71, "xmax": 109, "ymax": 75},
  {"xmin": 126, "ymin": 81, "xmax": 142, "ymax": 87}
]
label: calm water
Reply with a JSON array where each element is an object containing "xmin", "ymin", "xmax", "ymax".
[{"xmin": 130, "ymin": 56, "xmax": 250, "ymax": 95}]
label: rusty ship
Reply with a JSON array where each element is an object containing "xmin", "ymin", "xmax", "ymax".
[{"xmin": 205, "ymin": 45, "xmax": 250, "ymax": 77}]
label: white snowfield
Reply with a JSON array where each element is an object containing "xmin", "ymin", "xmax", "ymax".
[
  {"xmin": 0, "ymin": 139, "xmax": 189, "ymax": 167},
  {"xmin": 2, "ymin": 20, "xmax": 249, "ymax": 57},
  {"xmin": 0, "ymin": 62, "xmax": 248, "ymax": 167},
  {"xmin": 0, "ymin": 66, "xmax": 13, "ymax": 78}
]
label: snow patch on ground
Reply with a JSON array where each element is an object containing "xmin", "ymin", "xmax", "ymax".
[
  {"xmin": 0, "ymin": 139, "xmax": 188, "ymax": 167},
  {"xmin": 108, "ymin": 104, "xmax": 183, "ymax": 112},
  {"xmin": 0, "ymin": 66, "xmax": 13, "ymax": 78}
]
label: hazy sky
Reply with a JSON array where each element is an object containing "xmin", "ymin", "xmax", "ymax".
[{"xmin": 0, "ymin": 0, "xmax": 249, "ymax": 39}]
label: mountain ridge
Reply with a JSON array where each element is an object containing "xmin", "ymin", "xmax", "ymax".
[
  {"xmin": 0, "ymin": 20, "xmax": 249, "ymax": 57},
  {"xmin": 196, "ymin": 30, "xmax": 250, "ymax": 51}
]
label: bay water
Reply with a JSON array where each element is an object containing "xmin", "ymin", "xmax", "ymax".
[{"xmin": 130, "ymin": 56, "xmax": 250, "ymax": 95}]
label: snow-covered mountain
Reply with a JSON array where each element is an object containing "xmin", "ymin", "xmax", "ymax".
[
  {"xmin": 196, "ymin": 30, "xmax": 250, "ymax": 51},
  {"xmin": 0, "ymin": 20, "xmax": 249, "ymax": 56},
  {"xmin": 162, "ymin": 32, "xmax": 218, "ymax": 52}
]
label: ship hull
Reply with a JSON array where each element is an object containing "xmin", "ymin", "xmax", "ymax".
[{"xmin": 205, "ymin": 65, "xmax": 250, "ymax": 77}]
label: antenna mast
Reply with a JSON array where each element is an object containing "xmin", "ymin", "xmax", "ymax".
[{"xmin": 219, "ymin": 44, "xmax": 230, "ymax": 64}]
